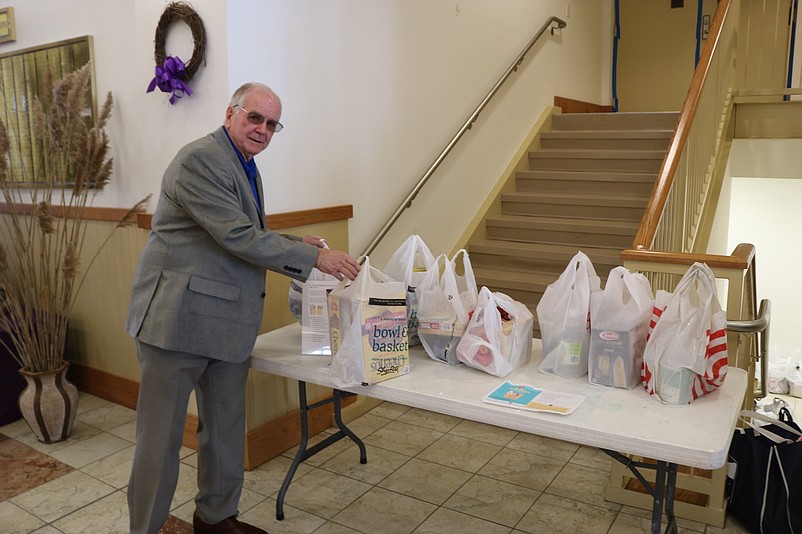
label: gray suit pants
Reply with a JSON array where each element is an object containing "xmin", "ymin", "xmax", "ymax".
[{"xmin": 128, "ymin": 340, "xmax": 249, "ymax": 533}]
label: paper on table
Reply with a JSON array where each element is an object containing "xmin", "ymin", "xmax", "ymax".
[{"xmin": 482, "ymin": 381, "xmax": 586, "ymax": 415}]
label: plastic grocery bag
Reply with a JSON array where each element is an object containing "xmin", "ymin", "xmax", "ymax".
[
  {"xmin": 642, "ymin": 262, "xmax": 728, "ymax": 404},
  {"xmin": 416, "ymin": 249, "xmax": 478, "ymax": 365},
  {"xmin": 787, "ymin": 364, "xmax": 802, "ymax": 398},
  {"xmin": 588, "ymin": 266, "xmax": 654, "ymax": 388},
  {"xmin": 287, "ymin": 242, "xmax": 340, "ymax": 354},
  {"xmin": 288, "ymin": 279, "xmax": 304, "ymax": 322},
  {"xmin": 456, "ymin": 287, "xmax": 533, "ymax": 377},
  {"xmin": 382, "ymin": 235, "xmax": 436, "ymax": 346},
  {"xmin": 327, "ymin": 257, "xmax": 409, "ymax": 387},
  {"xmin": 288, "ymin": 241, "xmax": 338, "ymax": 322},
  {"xmin": 768, "ymin": 352, "xmax": 792, "ymax": 394},
  {"xmin": 538, "ymin": 251, "xmax": 601, "ymax": 378}
]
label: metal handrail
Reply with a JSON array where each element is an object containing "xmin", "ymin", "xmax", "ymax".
[
  {"xmin": 728, "ymin": 299, "xmax": 771, "ymax": 399},
  {"xmin": 360, "ymin": 15, "xmax": 567, "ymax": 259}
]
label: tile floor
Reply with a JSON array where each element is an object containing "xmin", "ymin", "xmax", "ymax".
[{"xmin": 2, "ymin": 391, "xmax": 800, "ymax": 534}]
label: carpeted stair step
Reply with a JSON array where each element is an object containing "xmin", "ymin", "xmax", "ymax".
[
  {"xmin": 485, "ymin": 214, "xmax": 639, "ymax": 249},
  {"xmin": 501, "ymin": 191, "xmax": 648, "ymax": 220}
]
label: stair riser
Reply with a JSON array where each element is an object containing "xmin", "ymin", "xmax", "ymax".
[
  {"xmin": 540, "ymin": 138, "xmax": 671, "ymax": 151},
  {"xmin": 552, "ymin": 113, "xmax": 679, "ymax": 131},
  {"xmin": 516, "ymin": 178, "xmax": 655, "ymax": 196},
  {"xmin": 528, "ymin": 156, "xmax": 663, "ymax": 173},
  {"xmin": 486, "ymin": 226, "xmax": 635, "ymax": 248},
  {"xmin": 502, "ymin": 201, "xmax": 645, "ymax": 221},
  {"xmin": 470, "ymin": 252, "xmax": 621, "ymax": 275},
  {"xmin": 471, "ymin": 111, "xmax": 678, "ymax": 339}
]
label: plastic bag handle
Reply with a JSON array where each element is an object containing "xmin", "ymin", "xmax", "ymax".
[
  {"xmin": 671, "ymin": 262, "xmax": 715, "ymax": 298},
  {"xmin": 416, "ymin": 254, "xmax": 449, "ymax": 308},
  {"xmin": 621, "ymin": 270, "xmax": 651, "ymax": 301},
  {"xmin": 427, "ymin": 254, "xmax": 449, "ymax": 286},
  {"xmin": 450, "ymin": 249, "xmax": 477, "ymax": 288},
  {"xmin": 604, "ymin": 266, "xmax": 647, "ymax": 306},
  {"xmin": 557, "ymin": 250, "xmax": 593, "ymax": 289},
  {"xmin": 694, "ymin": 263, "xmax": 719, "ymax": 298}
]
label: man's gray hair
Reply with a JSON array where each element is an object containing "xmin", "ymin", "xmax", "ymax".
[{"xmin": 229, "ymin": 82, "xmax": 281, "ymax": 108}]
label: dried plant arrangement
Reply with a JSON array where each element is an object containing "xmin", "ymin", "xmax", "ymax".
[{"xmin": 0, "ymin": 63, "xmax": 149, "ymax": 372}]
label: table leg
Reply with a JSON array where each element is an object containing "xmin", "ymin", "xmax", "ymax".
[
  {"xmin": 332, "ymin": 389, "xmax": 367, "ymax": 464},
  {"xmin": 602, "ymin": 450, "xmax": 679, "ymax": 534},
  {"xmin": 275, "ymin": 381, "xmax": 368, "ymax": 520},
  {"xmin": 663, "ymin": 462, "xmax": 678, "ymax": 534},
  {"xmin": 651, "ymin": 461, "xmax": 667, "ymax": 534}
]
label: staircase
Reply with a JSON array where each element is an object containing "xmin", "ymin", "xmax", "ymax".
[{"xmin": 468, "ymin": 111, "xmax": 679, "ymax": 338}]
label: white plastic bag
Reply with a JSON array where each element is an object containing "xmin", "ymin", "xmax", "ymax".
[
  {"xmin": 288, "ymin": 280, "xmax": 304, "ymax": 322},
  {"xmin": 416, "ymin": 249, "xmax": 478, "ymax": 364},
  {"xmin": 642, "ymin": 262, "xmax": 728, "ymax": 404},
  {"xmin": 456, "ymin": 287, "xmax": 533, "ymax": 377},
  {"xmin": 768, "ymin": 351, "xmax": 791, "ymax": 394},
  {"xmin": 588, "ymin": 266, "xmax": 653, "ymax": 388},
  {"xmin": 382, "ymin": 235, "xmax": 436, "ymax": 346},
  {"xmin": 537, "ymin": 251, "xmax": 601, "ymax": 378},
  {"xmin": 287, "ymin": 242, "xmax": 341, "ymax": 354},
  {"xmin": 787, "ymin": 363, "xmax": 802, "ymax": 398},
  {"xmin": 287, "ymin": 241, "xmax": 338, "ymax": 324},
  {"xmin": 327, "ymin": 257, "xmax": 409, "ymax": 387}
]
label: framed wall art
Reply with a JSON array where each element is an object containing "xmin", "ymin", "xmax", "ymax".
[
  {"xmin": 0, "ymin": 35, "xmax": 95, "ymax": 185},
  {"xmin": 0, "ymin": 7, "xmax": 15, "ymax": 45}
]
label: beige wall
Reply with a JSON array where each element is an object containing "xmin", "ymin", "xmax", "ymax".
[
  {"xmin": 67, "ymin": 223, "xmax": 147, "ymax": 382},
  {"xmin": 3, "ymin": 0, "xmax": 614, "ymax": 269},
  {"xmin": 617, "ymin": 0, "xmax": 719, "ymax": 111},
  {"xmin": 618, "ymin": 0, "xmax": 793, "ymax": 112},
  {"xmin": 736, "ymin": 0, "xmax": 793, "ymax": 90},
  {"xmin": 724, "ymin": 138, "xmax": 802, "ymax": 364}
]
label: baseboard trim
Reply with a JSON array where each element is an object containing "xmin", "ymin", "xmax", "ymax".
[
  {"xmin": 67, "ymin": 361, "xmax": 139, "ymax": 410},
  {"xmin": 243, "ymin": 395, "xmax": 348, "ymax": 471},
  {"xmin": 67, "ymin": 361, "xmax": 350, "ymax": 470}
]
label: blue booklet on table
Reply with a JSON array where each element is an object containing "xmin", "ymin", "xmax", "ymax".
[{"xmin": 482, "ymin": 382, "xmax": 586, "ymax": 415}]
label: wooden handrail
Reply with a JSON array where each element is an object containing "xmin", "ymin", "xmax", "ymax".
[
  {"xmin": 1, "ymin": 202, "xmax": 354, "ymax": 231},
  {"xmin": 137, "ymin": 204, "xmax": 354, "ymax": 231},
  {"xmin": 0, "ymin": 202, "xmax": 138, "ymax": 223},
  {"xmin": 621, "ymin": 243, "xmax": 754, "ymax": 270},
  {"xmin": 631, "ymin": 0, "xmax": 732, "ymax": 250}
]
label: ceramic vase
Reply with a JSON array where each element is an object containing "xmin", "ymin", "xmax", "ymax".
[{"xmin": 18, "ymin": 361, "xmax": 79, "ymax": 443}]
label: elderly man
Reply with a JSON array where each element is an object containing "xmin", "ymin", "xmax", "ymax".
[{"xmin": 126, "ymin": 82, "xmax": 359, "ymax": 534}]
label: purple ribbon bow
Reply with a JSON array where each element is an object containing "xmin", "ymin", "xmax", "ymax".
[{"xmin": 146, "ymin": 56, "xmax": 193, "ymax": 105}]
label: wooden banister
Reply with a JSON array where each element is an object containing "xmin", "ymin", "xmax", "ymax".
[
  {"xmin": 1, "ymin": 203, "xmax": 354, "ymax": 231},
  {"xmin": 0, "ymin": 203, "xmax": 139, "ymax": 223},
  {"xmin": 621, "ymin": 243, "xmax": 754, "ymax": 270},
  {"xmin": 631, "ymin": 0, "xmax": 732, "ymax": 250}
]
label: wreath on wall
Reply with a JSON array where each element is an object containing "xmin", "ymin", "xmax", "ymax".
[{"xmin": 146, "ymin": 2, "xmax": 207, "ymax": 105}]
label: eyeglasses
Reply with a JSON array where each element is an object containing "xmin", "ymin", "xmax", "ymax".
[{"xmin": 233, "ymin": 105, "xmax": 284, "ymax": 133}]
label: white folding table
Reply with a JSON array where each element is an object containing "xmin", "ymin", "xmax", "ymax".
[{"xmin": 250, "ymin": 324, "xmax": 747, "ymax": 534}]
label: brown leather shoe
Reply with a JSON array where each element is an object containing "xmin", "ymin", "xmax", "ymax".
[{"xmin": 192, "ymin": 511, "xmax": 268, "ymax": 533}]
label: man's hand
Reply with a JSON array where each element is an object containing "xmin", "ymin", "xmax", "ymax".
[
  {"xmin": 315, "ymin": 248, "xmax": 360, "ymax": 281},
  {"xmin": 303, "ymin": 235, "xmax": 327, "ymax": 248}
]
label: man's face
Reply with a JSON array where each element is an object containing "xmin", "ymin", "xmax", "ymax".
[{"xmin": 225, "ymin": 88, "xmax": 281, "ymax": 160}]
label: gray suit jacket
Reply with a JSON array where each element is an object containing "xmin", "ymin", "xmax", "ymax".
[{"xmin": 126, "ymin": 127, "xmax": 319, "ymax": 362}]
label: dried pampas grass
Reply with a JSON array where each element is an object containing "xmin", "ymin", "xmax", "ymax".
[{"xmin": 0, "ymin": 63, "xmax": 150, "ymax": 372}]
